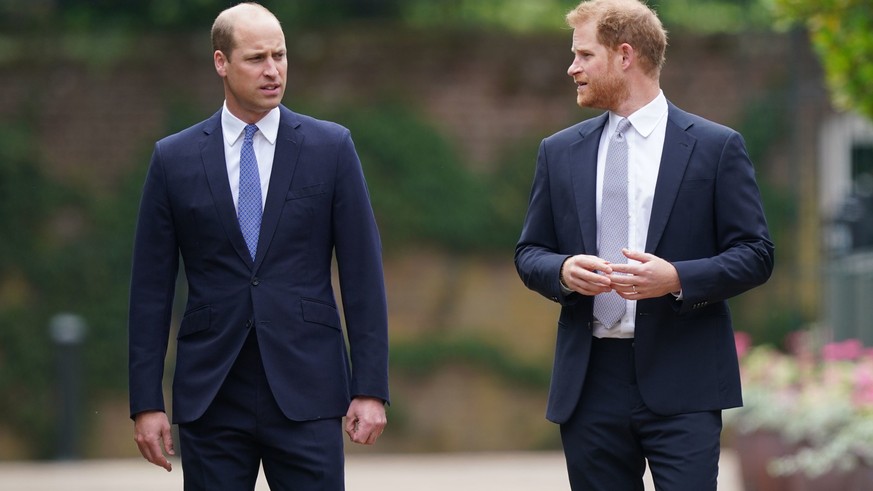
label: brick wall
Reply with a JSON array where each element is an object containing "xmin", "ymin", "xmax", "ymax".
[{"xmin": 0, "ymin": 27, "xmax": 827, "ymax": 185}]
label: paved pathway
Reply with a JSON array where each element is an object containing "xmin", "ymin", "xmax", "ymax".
[{"xmin": 0, "ymin": 451, "xmax": 743, "ymax": 490}]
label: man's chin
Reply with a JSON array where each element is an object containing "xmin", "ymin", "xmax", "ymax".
[
  {"xmin": 257, "ymin": 91, "xmax": 285, "ymax": 106},
  {"xmin": 576, "ymin": 96, "xmax": 596, "ymax": 110}
]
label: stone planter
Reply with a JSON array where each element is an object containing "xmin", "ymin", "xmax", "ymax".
[
  {"xmin": 786, "ymin": 469, "xmax": 853, "ymax": 491},
  {"xmin": 733, "ymin": 430, "xmax": 793, "ymax": 491},
  {"xmin": 779, "ymin": 462, "xmax": 873, "ymax": 490},
  {"xmin": 847, "ymin": 465, "xmax": 873, "ymax": 491}
]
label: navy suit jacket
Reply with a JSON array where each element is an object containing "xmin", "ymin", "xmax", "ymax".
[
  {"xmin": 515, "ymin": 103, "xmax": 774, "ymax": 424},
  {"xmin": 129, "ymin": 105, "xmax": 389, "ymax": 424}
]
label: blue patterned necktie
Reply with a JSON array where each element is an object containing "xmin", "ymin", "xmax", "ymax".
[
  {"xmin": 238, "ymin": 124, "xmax": 262, "ymax": 261},
  {"xmin": 593, "ymin": 118, "xmax": 631, "ymax": 329}
]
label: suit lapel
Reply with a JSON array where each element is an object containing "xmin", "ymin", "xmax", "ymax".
[
  {"xmin": 253, "ymin": 107, "xmax": 303, "ymax": 271},
  {"xmin": 200, "ymin": 112, "xmax": 253, "ymax": 265},
  {"xmin": 571, "ymin": 113, "xmax": 608, "ymax": 255},
  {"xmin": 646, "ymin": 104, "xmax": 696, "ymax": 253}
]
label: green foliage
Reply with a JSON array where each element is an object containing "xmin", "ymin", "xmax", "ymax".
[
  {"xmin": 0, "ymin": 0, "xmax": 405, "ymax": 32},
  {"xmin": 329, "ymin": 104, "xmax": 525, "ymax": 251},
  {"xmin": 488, "ymin": 139, "xmax": 543, "ymax": 247},
  {"xmin": 653, "ymin": 0, "xmax": 774, "ymax": 33},
  {"xmin": 0, "ymin": 121, "xmax": 66, "ymax": 457},
  {"xmin": 58, "ymin": 29, "xmax": 136, "ymax": 70},
  {"xmin": 402, "ymin": 0, "xmax": 577, "ymax": 32},
  {"xmin": 1, "ymin": 0, "xmax": 775, "ymax": 35},
  {"xmin": 0, "ymin": 118, "xmax": 139, "ymax": 457},
  {"xmin": 771, "ymin": 0, "xmax": 873, "ymax": 121},
  {"xmin": 402, "ymin": 0, "xmax": 774, "ymax": 33}
]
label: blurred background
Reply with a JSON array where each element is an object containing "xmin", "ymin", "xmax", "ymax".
[{"xmin": 0, "ymin": 0, "xmax": 871, "ymax": 486}]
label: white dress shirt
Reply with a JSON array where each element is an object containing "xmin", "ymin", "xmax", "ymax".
[
  {"xmin": 593, "ymin": 91, "xmax": 668, "ymax": 338},
  {"xmin": 221, "ymin": 103, "xmax": 281, "ymax": 211}
]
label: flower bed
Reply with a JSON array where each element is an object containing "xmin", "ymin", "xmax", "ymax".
[{"xmin": 726, "ymin": 333, "xmax": 873, "ymax": 490}]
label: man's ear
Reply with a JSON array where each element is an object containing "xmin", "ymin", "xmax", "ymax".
[
  {"xmin": 618, "ymin": 43, "xmax": 635, "ymax": 70},
  {"xmin": 214, "ymin": 50, "xmax": 228, "ymax": 77}
]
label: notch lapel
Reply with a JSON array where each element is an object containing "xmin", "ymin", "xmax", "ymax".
[
  {"xmin": 200, "ymin": 113, "xmax": 254, "ymax": 265},
  {"xmin": 646, "ymin": 106, "xmax": 696, "ymax": 253},
  {"xmin": 571, "ymin": 114, "xmax": 608, "ymax": 255},
  {"xmin": 252, "ymin": 107, "xmax": 303, "ymax": 271}
]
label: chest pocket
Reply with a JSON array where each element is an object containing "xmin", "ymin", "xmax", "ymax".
[{"xmin": 286, "ymin": 183, "xmax": 325, "ymax": 200}]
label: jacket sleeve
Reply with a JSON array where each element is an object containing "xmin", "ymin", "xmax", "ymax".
[
  {"xmin": 331, "ymin": 131, "xmax": 390, "ymax": 403},
  {"xmin": 672, "ymin": 131, "xmax": 775, "ymax": 314},
  {"xmin": 128, "ymin": 143, "xmax": 179, "ymax": 418},
  {"xmin": 515, "ymin": 139, "xmax": 580, "ymax": 306}
]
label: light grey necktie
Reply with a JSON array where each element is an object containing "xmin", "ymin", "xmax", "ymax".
[
  {"xmin": 238, "ymin": 124, "xmax": 262, "ymax": 261},
  {"xmin": 593, "ymin": 118, "xmax": 631, "ymax": 329}
]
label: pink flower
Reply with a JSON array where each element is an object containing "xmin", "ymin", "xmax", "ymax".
[
  {"xmin": 822, "ymin": 339, "xmax": 864, "ymax": 361},
  {"xmin": 853, "ymin": 361, "xmax": 873, "ymax": 408},
  {"xmin": 735, "ymin": 331, "xmax": 751, "ymax": 359}
]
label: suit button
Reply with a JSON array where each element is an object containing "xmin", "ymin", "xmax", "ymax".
[
  {"xmin": 245, "ymin": 319, "xmax": 253, "ymax": 329},
  {"xmin": 251, "ymin": 277, "xmax": 259, "ymax": 286}
]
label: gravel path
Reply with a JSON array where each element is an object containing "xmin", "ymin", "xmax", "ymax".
[{"xmin": 0, "ymin": 451, "xmax": 743, "ymax": 490}]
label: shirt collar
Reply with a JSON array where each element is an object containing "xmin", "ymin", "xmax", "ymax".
[
  {"xmin": 221, "ymin": 103, "xmax": 281, "ymax": 146},
  {"xmin": 608, "ymin": 90, "xmax": 668, "ymax": 138}
]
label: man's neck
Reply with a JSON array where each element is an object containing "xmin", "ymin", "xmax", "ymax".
[{"xmin": 613, "ymin": 80, "xmax": 661, "ymax": 118}]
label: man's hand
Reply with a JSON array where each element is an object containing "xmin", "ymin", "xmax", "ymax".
[
  {"xmin": 560, "ymin": 254, "xmax": 615, "ymax": 296},
  {"xmin": 344, "ymin": 396, "xmax": 386, "ymax": 445},
  {"xmin": 133, "ymin": 410, "xmax": 174, "ymax": 472},
  {"xmin": 608, "ymin": 249, "xmax": 681, "ymax": 299}
]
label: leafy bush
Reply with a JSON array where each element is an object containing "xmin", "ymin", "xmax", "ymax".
[
  {"xmin": 329, "ymin": 103, "xmax": 528, "ymax": 251},
  {"xmin": 773, "ymin": 0, "xmax": 873, "ymax": 121},
  {"xmin": 0, "ymin": 119, "xmax": 140, "ymax": 457}
]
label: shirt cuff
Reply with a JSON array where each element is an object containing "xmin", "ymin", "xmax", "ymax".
[{"xmin": 559, "ymin": 256, "xmax": 573, "ymax": 296}]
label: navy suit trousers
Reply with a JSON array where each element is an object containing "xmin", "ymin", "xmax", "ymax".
[
  {"xmin": 560, "ymin": 337, "xmax": 722, "ymax": 491},
  {"xmin": 178, "ymin": 328, "xmax": 345, "ymax": 491}
]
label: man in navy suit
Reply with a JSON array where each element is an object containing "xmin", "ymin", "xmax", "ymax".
[
  {"xmin": 515, "ymin": 0, "xmax": 774, "ymax": 489},
  {"xmin": 128, "ymin": 3, "xmax": 389, "ymax": 489}
]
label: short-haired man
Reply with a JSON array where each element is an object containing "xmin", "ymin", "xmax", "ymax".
[
  {"xmin": 129, "ymin": 4, "xmax": 389, "ymax": 489},
  {"xmin": 515, "ymin": 1, "xmax": 774, "ymax": 489}
]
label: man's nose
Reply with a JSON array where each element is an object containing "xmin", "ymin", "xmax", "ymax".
[
  {"xmin": 567, "ymin": 60, "xmax": 580, "ymax": 77},
  {"xmin": 264, "ymin": 59, "xmax": 279, "ymax": 77}
]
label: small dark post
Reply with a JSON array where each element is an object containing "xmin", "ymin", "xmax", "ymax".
[{"xmin": 49, "ymin": 313, "xmax": 87, "ymax": 460}]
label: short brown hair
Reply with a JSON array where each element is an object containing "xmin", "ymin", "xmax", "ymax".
[
  {"xmin": 211, "ymin": 2, "xmax": 276, "ymax": 59},
  {"xmin": 566, "ymin": 0, "xmax": 667, "ymax": 76}
]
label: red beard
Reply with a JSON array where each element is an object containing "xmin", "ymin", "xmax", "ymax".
[{"xmin": 576, "ymin": 65, "xmax": 629, "ymax": 112}]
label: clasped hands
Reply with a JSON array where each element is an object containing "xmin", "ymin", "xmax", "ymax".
[{"xmin": 560, "ymin": 248, "xmax": 680, "ymax": 299}]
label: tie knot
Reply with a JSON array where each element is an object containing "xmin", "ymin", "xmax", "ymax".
[
  {"xmin": 614, "ymin": 118, "xmax": 631, "ymax": 139},
  {"xmin": 244, "ymin": 124, "xmax": 258, "ymax": 142}
]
